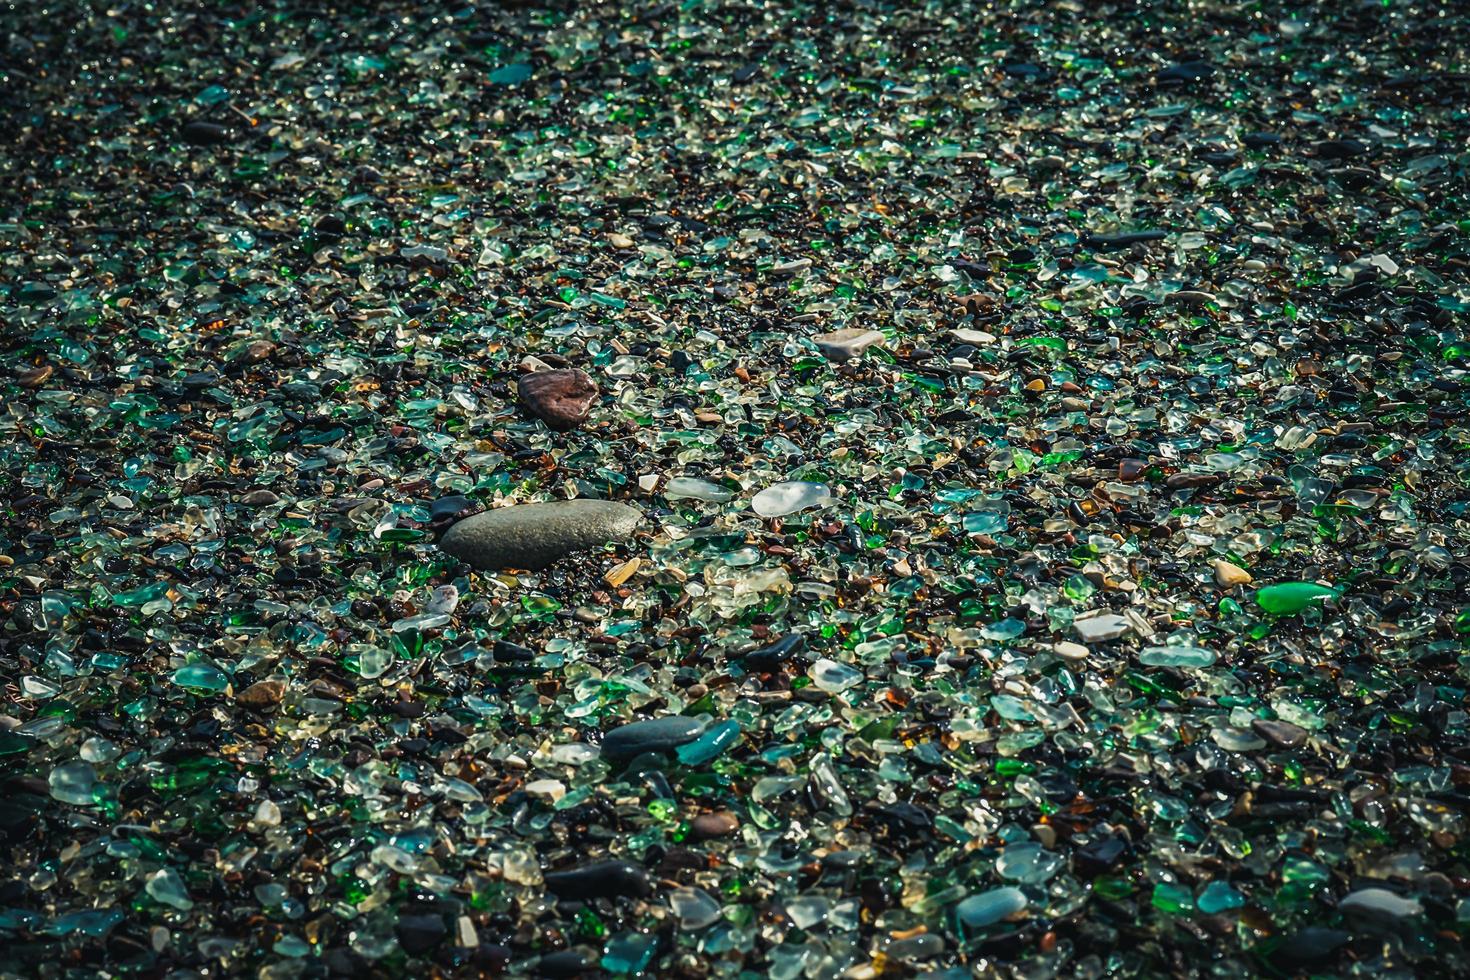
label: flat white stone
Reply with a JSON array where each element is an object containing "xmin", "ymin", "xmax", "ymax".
[
  {"xmin": 752, "ymin": 481, "xmax": 833, "ymax": 518},
  {"xmin": 1340, "ymin": 887, "xmax": 1422, "ymax": 919},
  {"xmin": 1073, "ymin": 612, "xmax": 1131, "ymax": 642},
  {"xmin": 951, "ymin": 327, "xmax": 998, "ymax": 345},
  {"xmin": 665, "ymin": 476, "xmax": 736, "ymax": 502},
  {"xmin": 813, "ymin": 328, "xmax": 885, "ymax": 363},
  {"xmin": 1053, "ymin": 641, "xmax": 1091, "ymax": 662}
]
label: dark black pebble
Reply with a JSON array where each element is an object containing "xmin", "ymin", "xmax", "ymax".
[
  {"xmin": 394, "ymin": 913, "xmax": 447, "ymax": 954},
  {"xmin": 1076, "ymin": 834, "xmax": 1129, "ymax": 874},
  {"xmin": 181, "ymin": 120, "xmax": 236, "ymax": 145},
  {"xmin": 743, "ymin": 633, "xmax": 805, "ymax": 671},
  {"xmin": 537, "ymin": 949, "xmax": 596, "ymax": 978},
  {"xmin": 1270, "ymin": 927, "xmax": 1351, "ymax": 968},
  {"xmin": 1156, "ymin": 61, "xmax": 1215, "ymax": 84},
  {"xmin": 543, "ymin": 860, "xmax": 653, "ymax": 899},
  {"xmin": 431, "ymin": 495, "xmax": 473, "ymax": 520},
  {"xmin": 1314, "ymin": 138, "xmax": 1370, "ymax": 159},
  {"xmin": 599, "ymin": 716, "xmax": 704, "ymax": 761},
  {"xmin": 1085, "ymin": 230, "xmax": 1166, "ymax": 251},
  {"xmin": 1252, "ymin": 718, "xmax": 1308, "ymax": 748}
]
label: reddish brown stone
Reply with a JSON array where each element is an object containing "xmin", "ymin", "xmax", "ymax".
[
  {"xmin": 518, "ymin": 368, "xmax": 599, "ymax": 431},
  {"xmin": 233, "ymin": 339, "xmax": 277, "ymax": 366},
  {"xmin": 1118, "ymin": 459, "xmax": 1148, "ymax": 482},
  {"xmin": 956, "ymin": 292, "xmax": 997, "ymax": 315},
  {"xmin": 237, "ymin": 679, "xmax": 286, "ymax": 710}
]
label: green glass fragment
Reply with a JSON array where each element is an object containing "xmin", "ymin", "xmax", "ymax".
[{"xmin": 1254, "ymin": 582, "xmax": 1341, "ymax": 615}]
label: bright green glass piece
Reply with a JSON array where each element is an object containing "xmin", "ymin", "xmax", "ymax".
[{"xmin": 1254, "ymin": 582, "xmax": 1340, "ymax": 615}]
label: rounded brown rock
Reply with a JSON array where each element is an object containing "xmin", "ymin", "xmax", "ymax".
[
  {"xmin": 518, "ymin": 368, "xmax": 599, "ymax": 431},
  {"xmin": 690, "ymin": 811, "xmax": 740, "ymax": 839},
  {"xmin": 237, "ymin": 679, "xmax": 286, "ymax": 710}
]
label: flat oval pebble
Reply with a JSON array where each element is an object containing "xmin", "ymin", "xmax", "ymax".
[
  {"xmin": 438, "ymin": 501, "xmax": 641, "ymax": 571},
  {"xmin": 951, "ymin": 326, "xmax": 998, "ymax": 345},
  {"xmin": 751, "ymin": 481, "xmax": 833, "ymax": 518},
  {"xmin": 543, "ymin": 860, "xmax": 652, "ymax": 899},
  {"xmin": 1339, "ymin": 887, "xmax": 1422, "ymax": 920},
  {"xmin": 1072, "ymin": 613, "xmax": 1131, "ymax": 642},
  {"xmin": 664, "ymin": 476, "xmax": 735, "ymax": 502},
  {"xmin": 599, "ymin": 716, "xmax": 706, "ymax": 761}
]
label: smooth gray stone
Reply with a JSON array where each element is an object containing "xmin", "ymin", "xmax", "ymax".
[
  {"xmin": 439, "ymin": 501, "xmax": 641, "ymax": 570},
  {"xmin": 600, "ymin": 716, "xmax": 705, "ymax": 761}
]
